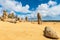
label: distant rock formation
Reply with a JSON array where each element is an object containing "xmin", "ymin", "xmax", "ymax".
[
  {"xmin": 1, "ymin": 10, "xmax": 8, "ymax": 21},
  {"xmin": 8, "ymin": 12, "xmax": 15, "ymax": 19},
  {"xmin": 25, "ymin": 16, "xmax": 28, "ymax": 22},
  {"xmin": 3, "ymin": 10, "xmax": 8, "ymax": 19},
  {"xmin": 44, "ymin": 26, "xmax": 59, "ymax": 39},
  {"xmin": 0, "ymin": 10, "xmax": 43, "ymax": 23}
]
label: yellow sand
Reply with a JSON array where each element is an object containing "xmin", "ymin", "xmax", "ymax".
[{"xmin": 0, "ymin": 21, "xmax": 60, "ymax": 40}]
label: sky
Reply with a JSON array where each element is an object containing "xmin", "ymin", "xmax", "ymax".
[{"xmin": 0, "ymin": 0, "xmax": 60, "ymax": 20}]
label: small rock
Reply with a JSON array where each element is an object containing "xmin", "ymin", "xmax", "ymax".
[{"xmin": 44, "ymin": 26, "xmax": 59, "ymax": 39}]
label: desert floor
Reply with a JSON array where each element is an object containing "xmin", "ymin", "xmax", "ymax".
[{"xmin": 0, "ymin": 21, "xmax": 60, "ymax": 40}]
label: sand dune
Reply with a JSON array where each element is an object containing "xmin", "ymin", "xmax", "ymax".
[{"xmin": 0, "ymin": 21, "xmax": 60, "ymax": 40}]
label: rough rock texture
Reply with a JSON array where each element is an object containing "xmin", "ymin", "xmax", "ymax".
[{"xmin": 44, "ymin": 26, "xmax": 59, "ymax": 39}]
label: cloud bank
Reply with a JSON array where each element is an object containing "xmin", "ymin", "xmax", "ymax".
[
  {"xmin": 0, "ymin": 0, "xmax": 31, "ymax": 13},
  {"xmin": 30, "ymin": 0, "xmax": 60, "ymax": 20},
  {"xmin": 0, "ymin": 0, "xmax": 60, "ymax": 20}
]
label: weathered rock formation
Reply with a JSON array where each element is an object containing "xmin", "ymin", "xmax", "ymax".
[{"xmin": 44, "ymin": 26, "xmax": 59, "ymax": 39}]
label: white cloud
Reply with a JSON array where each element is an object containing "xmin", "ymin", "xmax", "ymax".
[
  {"xmin": 25, "ymin": 0, "xmax": 60, "ymax": 20},
  {"xmin": 0, "ymin": 0, "xmax": 60, "ymax": 20},
  {"xmin": 48, "ymin": 0, "xmax": 57, "ymax": 6},
  {"xmin": 30, "ymin": 0, "xmax": 60, "ymax": 19},
  {"xmin": 37, "ymin": 4, "xmax": 49, "ymax": 10},
  {"xmin": 36, "ymin": 4, "xmax": 49, "ymax": 17},
  {"xmin": 0, "ymin": 0, "xmax": 31, "ymax": 13}
]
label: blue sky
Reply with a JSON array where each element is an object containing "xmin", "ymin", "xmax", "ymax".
[{"xmin": 0, "ymin": 0, "xmax": 60, "ymax": 20}]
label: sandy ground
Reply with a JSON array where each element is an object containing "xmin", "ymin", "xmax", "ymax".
[{"xmin": 0, "ymin": 21, "xmax": 60, "ymax": 40}]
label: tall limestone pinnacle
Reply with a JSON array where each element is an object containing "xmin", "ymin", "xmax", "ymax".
[{"xmin": 37, "ymin": 13, "xmax": 42, "ymax": 24}]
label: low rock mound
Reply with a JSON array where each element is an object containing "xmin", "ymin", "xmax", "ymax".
[
  {"xmin": 7, "ymin": 18, "xmax": 17, "ymax": 23},
  {"xmin": 44, "ymin": 26, "xmax": 59, "ymax": 39}
]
